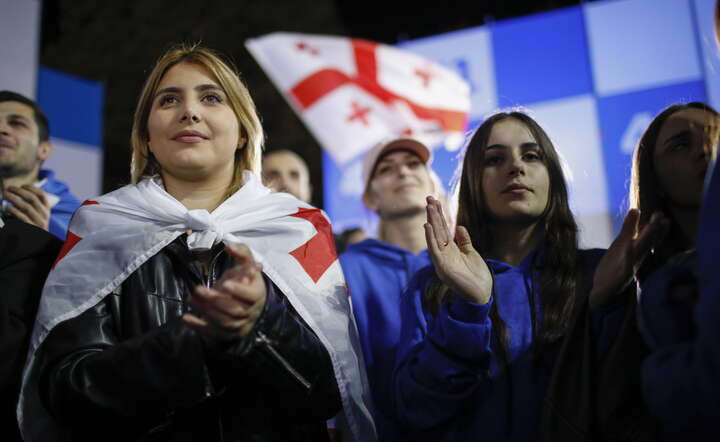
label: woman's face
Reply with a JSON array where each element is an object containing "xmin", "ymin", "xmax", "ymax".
[
  {"xmin": 147, "ymin": 62, "xmax": 240, "ymax": 183},
  {"xmin": 653, "ymin": 108, "xmax": 716, "ymax": 208},
  {"xmin": 480, "ymin": 118, "xmax": 550, "ymax": 223}
]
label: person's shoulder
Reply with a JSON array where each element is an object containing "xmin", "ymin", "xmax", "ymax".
[
  {"xmin": 340, "ymin": 238, "xmax": 382, "ymax": 258},
  {"xmin": 0, "ymin": 219, "xmax": 62, "ymax": 267},
  {"xmin": 39, "ymin": 169, "xmax": 82, "ymax": 206}
]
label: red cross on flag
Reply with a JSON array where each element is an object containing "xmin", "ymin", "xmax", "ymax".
[{"xmin": 246, "ymin": 32, "xmax": 471, "ymax": 165}]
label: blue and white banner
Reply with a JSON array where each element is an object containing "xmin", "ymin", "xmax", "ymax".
[
  {"xmin": 324, "ymin": 0, "xmax": 717, "ymax": 249},
  {"xmin": 37, "ymin": 68, "xmax": 104, "ymax": 201}
]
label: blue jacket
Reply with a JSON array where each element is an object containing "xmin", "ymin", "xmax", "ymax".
[
  {"xmin": 38, "ymin": 169, "xmax": 81, "ymax": 240},
  {"xmin": 640, "ymin": 161, "xmax": 720, "ymax": 439},
  {"xmin": 339, "ymin": 239, "xmax": 430, "ymax": 442},
  {"xmin": 393, "ymin": 249, "xmax": 626, "ymax": 442}
]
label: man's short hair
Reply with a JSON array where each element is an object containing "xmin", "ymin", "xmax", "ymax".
[{"xmin": 0, "ymin": 90, "xmax": 50, "ymax": 142}]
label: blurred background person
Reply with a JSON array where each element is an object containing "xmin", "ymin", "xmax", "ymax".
[
  {"xmin": 0, "ymin": 91, "xmax": 80, "ymax": 240},
  {"xmin": 340, "ymin": 137, "xmax": 439, "ymax": 442},
  {"xmin": 262, "ymin": 148, "xmax": 313, "ymax": 204}
]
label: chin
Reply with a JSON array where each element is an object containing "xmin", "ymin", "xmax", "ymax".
[
  {"xmin": 491, "ymin": 209, "xmax": 543, "ymax": 224},
  {"xmin": 380, "ymin": 203, "xmax": 425, "ymax": 219}
]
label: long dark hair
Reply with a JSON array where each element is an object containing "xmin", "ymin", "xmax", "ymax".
[
  {"xmin": 630, "ymin": 102, "xmax": 719, "ymax": 280},
  {"xmin": 424, "ymin": 112, "xmax": 580, "ymax": 360}
]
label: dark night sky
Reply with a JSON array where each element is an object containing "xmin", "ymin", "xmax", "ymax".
[{"xmin": 39, "ymin": 0, "xmax": 593, "ymax": 209}]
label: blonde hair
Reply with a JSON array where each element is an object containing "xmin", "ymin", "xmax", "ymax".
[{"xmin": 130, "ymin": 43, "xmax": 263, "ymax": 196}]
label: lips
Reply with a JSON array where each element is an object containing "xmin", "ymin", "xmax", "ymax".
[
  {"xmin": 502, "ymin": 183, "xmax": 531, "ymax": 194},
  {"xmin": 172, "ymin": 130, "xmax": 208, "ymax": 143}
]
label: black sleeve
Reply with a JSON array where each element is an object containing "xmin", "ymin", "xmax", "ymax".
[
  {"xmin": 0, "ymin": 221, "xmax": 60, "ymax": 441},
  {"xmin": 39, "ymin": 293, "xmax": 214, "ymax": 431},
  {"xmin": 205, "ymin": 276, "xmax": 342, "ymax": 422}
]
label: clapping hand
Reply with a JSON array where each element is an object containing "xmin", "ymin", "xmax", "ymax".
[
  {"xmin": 590, "ymin": 209, "xmax": 669, "ymax": 308},
  {"xmin": 425, "ymin": 196, "xmax": 492, "ymax": 305},
  {"xmin": 183, "ymin": 244, "xmax": 267, "ymax": 340}
]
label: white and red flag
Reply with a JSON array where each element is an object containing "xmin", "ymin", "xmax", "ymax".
[
  {"xmin": 246, "ymin": 32, "xmax": 471, "ymax": 164},
  {"xmin": 18, "ymin": 172, "xmax": 376, "ymax": 442}
]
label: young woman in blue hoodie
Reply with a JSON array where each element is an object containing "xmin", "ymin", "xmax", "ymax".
[{"xmin": 392, "ymin": 111, "xmax": 664, "ymax": 442}]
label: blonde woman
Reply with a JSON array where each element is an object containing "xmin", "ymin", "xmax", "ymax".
[{"xmin": 18, "ymin": 45, "xmax": 374, "ymax": 442}]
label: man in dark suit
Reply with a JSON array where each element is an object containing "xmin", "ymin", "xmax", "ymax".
[{"xmin": 0, "ymin": 209, "xmax": 61, "ymax": 441}]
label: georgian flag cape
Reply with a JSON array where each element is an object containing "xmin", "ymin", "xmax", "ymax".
[
  {"xmin": 246, "ymin": 32, "xmax": 470, "ymax": 165},
  {"xmin": 18, "ymin": 172, "xmax": 377, "ymax": 442}
]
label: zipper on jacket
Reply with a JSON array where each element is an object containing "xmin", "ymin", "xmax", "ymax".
[
  {"xmin": 204, "ymin": 248, "xmax": 226, "ymax": 288},
  {"xmin": 255, "ymin": 331, "xmax": 312, "ymax": 390}
]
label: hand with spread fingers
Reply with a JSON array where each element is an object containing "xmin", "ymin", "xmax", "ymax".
[
  {"xmin": 424, "ymin": 196, "xmax": 492, "ymax": 305},
  {"xmin": 183, "ymin": 243, "xmax": 267, "ymax": 341},
  {"xmin": 3, "ymin": 184, "xmax": 51, "ymax": 231},
  {"xmin": 590, "ymin": 208, "xmax": 670, "ymax": 309}
]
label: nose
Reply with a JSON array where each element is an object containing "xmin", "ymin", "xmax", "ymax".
[
  {"xmin": 179, "ymin": 101, "xmax": 201, "ymax": 123},
  {"xmin": 508, "ymin": 155, "xmax": 525, "ymax": 176},
  {"xmin": 396, "ymin": 162, "xmax": 414, "ymax": 177},
  {"xmin": 180, "ymin": 112, "xmax": 201, "ymax": 123},
  {"xmin": 275, "ymin": 175, "xmax": 288, "ymax": 190}
]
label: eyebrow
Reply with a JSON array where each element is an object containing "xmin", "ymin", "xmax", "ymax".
[
  {"xmin": 154, "ymin": 84, "xmax": 225, "ymax": 98},
  {"xmin": 7, "ymin": 113, "xmax": 32, "ymax": 122},
  {"xmin": 486, "ymin": 142, "xmax": 539, "ymax": 151},
  {"xmin": 662, "ymin": 130, "xmax": 691, "ymax": 147}
]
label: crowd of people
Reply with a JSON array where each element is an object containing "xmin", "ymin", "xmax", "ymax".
[{"xmin": 1, "ymin": 6, "xmax": 719, "ymax": 442}]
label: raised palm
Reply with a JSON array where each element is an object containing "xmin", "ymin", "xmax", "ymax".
[
  {"xmin": 591, "ymin": 209, "xmax": 669, "ymax": 308},
  {"xmin": 425, "ymin": 196, "xmax": 492, "ymax": 305}
]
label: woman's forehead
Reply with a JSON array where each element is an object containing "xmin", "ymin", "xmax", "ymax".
[
  {"xmin": 157, "ymin": 62, "xmax": 219, "ymax": 89},
  {"xmin": 487, "ymin": 118, "xmax": 536, "ymax": 145},
  {"xmin": 658, "ymin": 108, "xmax": 716, "ymax": 144}
]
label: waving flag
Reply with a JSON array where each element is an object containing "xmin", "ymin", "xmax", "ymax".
[{"xmin": 246, "ymin": 32, "xmax": 471, "ymax": 164}]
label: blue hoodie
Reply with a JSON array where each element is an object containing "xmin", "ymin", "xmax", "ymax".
[
  {"xmin": 340, "ymin": 238, "xmax": 430, "ymax": 442},
  {"xmin": 38, "ymin": 169, "xmax": 81, "ymax": 240},
  {"xmin": 393, "ymin": 249, "xmax": 624, "ymax": 442},
  {"xmin": 640, "ymin": 161, "xmax": 720, "ymax": 439}
]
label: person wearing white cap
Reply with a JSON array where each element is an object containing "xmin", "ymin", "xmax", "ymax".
[{"xmin": 339, "ymin": 137, "xmax": 440, "ymax": 442}]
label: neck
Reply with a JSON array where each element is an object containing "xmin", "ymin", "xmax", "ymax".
[
  {"xmin": 487, "ymin": 220, "xmax": 543, "ymax": 267},
  {"xmin": 667, "ymin": 205, "xmax": 699, "ymax": 248},
  {"xmin": 1, "ymin": 168, "xmax": 39, "ymax": 189},
  {"xmin": 160, "ymin": 170, "xmax": 234, "ymax": 212},
  {"xmin": 379, "ymin": 211, "xmax": 427, "ymax": 254}
]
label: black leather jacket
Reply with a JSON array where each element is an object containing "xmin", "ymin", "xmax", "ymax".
[{"xmin": 38, "ymin": 235, "xmax": 341, "ymax": 442}]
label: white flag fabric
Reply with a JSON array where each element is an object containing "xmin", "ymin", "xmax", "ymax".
[
  {"xmin": 246, "ymin": 32, "xmax": 471, "ymax": 164},
  {"xmin": 18, "ymin": 172, "xmax": 376, "ymax": 442}
]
